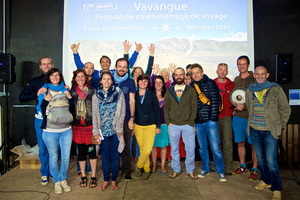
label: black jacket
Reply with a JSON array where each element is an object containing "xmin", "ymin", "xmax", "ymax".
[
  {"xmin": 19, "ymin": 74, "xmax": 45, "ymax": 102},
  {"xmin": 134, "ymin": 89, "xmax": 161, "ymax": 128},
  {"xmin": 191, "ymin": 74, "xmax": 220, "ymax": 123}
]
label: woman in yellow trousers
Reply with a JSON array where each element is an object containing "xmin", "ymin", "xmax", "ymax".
[{"xmin": 133, "ymin": 74, "xmax": 161, "ymax": 180}]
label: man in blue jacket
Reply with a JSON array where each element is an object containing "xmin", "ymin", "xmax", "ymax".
[{"xmin": 190, "ymin": 63, "xmax": 227, "ymax": 182}]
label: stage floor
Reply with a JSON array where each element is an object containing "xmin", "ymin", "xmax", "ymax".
[{"xmin": 0, "ymin": 159, "xmax": 299, "ymax": 200}]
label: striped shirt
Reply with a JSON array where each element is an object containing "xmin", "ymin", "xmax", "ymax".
[{"xmin": 249, "ymin": 90, "xmax": 268, "ymax": 131}]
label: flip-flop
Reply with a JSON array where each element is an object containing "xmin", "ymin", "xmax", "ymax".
[
  {"xmin": 111, "ymin": 184, "xmax": 119, "ymax": 191},
  {"xmin": 169, "ymin": 172, "xmax": 181, "ymax": 179},
  {"xmin": 99, "ymin": 184, "xmax": 108, "ymax": 191},
  {"xmin": 161, "ymin": 170, "xmax": 168, "ymax": 174}
]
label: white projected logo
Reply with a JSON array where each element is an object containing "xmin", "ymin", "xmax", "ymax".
[
  {"xmin": 83, "ymin": 2, "xmax": 117, "ymax": 12},
  {"xmin": 160, "ymin": 22, "xmax": 171, "ymax": 33}
]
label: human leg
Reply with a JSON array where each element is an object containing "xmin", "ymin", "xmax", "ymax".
[
  {"xmin": 121, "ymin": 121, "xmax": 132, "ymax": 177},
  {"xmin": 151, "ymin": 147, "xmax": 157, "ymax": 173},
  {"xmin": 168, "ymin": 124, "xmax": 182, "ymax": 174},
  {"xmin": 195, "ymin": 123, "xmax": 210, "ymax": 173},
  {"xmin": 59, "ymin": 129, "xmax": 72, "ymax": 183},
  {"xmin": 206, "ymin": 121, "xmax": 225, "ymax": 175},
  {"xmin": 100, "ymin": 136, "xmax": 111, "ymax": 182},
  {"xmin": 219, "ymin": 117, "xmax": 233, "ymax": 171},
  {"xmin": 110, "ymin": 134, "xmax": 120, "ymax": 182},
  {"xmin": 35, "ymin": 118, "xmax": 50, "ymax": 178},
  {"xmin": 161, "ymin": 147, "xmax": 168, "ymax": 173},
  {"xmin": 42, "ymin": 131, "xmax": 60, "ymax": 183},
  {"xmin": 181, "ymin": 125, "xmax": 196, "ymax": 174},
  {"xmin": 135, "ymin": 124, "xmax": 156, "ymax": 173}
]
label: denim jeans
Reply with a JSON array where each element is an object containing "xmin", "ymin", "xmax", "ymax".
[
  {"xmin": 195, "ymin": 121, "xmax": 225, "ymax": 175},
  {"xmin": 168, "ymin": 124, "xmax": 195, "ymax": 174},
  {"xmin": 34, "ymin": 118, "xmax": 50, "ymax": 177},
  {"xmin": 250, "ymin": 127, "xmax": 282, "ymax": 191},
  {"xmin": 101, "ymin": 134, "xmax": 120, "ymax": 181},
  {"xmin": 42, "ymin": 128, "xmax": 72, "ymax": 183}
]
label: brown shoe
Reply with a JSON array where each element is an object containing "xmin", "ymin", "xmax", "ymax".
[
  {"xmin": 255, "ymin": 180, "xmax": 271, "ymax": 190},
  {"xmin": 272, "ymin": 190, "xmax": 281, "ymax": 200}
]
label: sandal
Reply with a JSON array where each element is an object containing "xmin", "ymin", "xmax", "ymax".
[
  {"xmin": 188, "ymin": 173, "xmax": 198, "ymax": 179},
  {"xmin": 89, "ymin": 177, "xmax": 97, "ymax": 188},
  {"xmin": 99, "ymin": 184, "xmax": 108, "ymax": 192},
  {"xmin": 80, "ymin": 176, "xmax": 87, "ymax": 187},
  {"xmin": 161, "ymin": 169, "xmax": 168, "ymax": 174},
  {"xmin": 111, "ymin": 184, "xmax": 119, "ymax": 191},
  {"xmin": 169, "ymin": 172, "xmax": 181, "ymax": 179}
]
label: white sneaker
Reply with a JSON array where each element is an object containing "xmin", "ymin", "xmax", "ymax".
[
  {"xmin": 61, "ymin": 180, "xmax": 71, "ymax": 192},
  {"xmin": 41, "ymin": 176, "xmax": 48, "ymax": 185},
  {"xmin": 219, "ymin": 174, "xmax": 228, "ymax": 183},
  {"xmin": 55, "ymin": 181, "xmax": 63, "ymax": 194}
]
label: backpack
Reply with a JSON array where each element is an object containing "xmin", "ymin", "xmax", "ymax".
[{"xmin": 46, "ymin": 92, "xmax": 73, "ymax": 128}]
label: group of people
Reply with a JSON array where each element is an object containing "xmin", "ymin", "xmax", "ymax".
[{"xmin": 19, "ymin": 41, "xmax": 290, "ymax": 200}]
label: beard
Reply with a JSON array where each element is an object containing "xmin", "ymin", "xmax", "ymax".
[
  {"xmin": 175, "ymin": 78, "xmax": 184, "ymax": 84},
  {"xmin": 117, "ymin": 71, "xmax": 126, "ymax": 77}
]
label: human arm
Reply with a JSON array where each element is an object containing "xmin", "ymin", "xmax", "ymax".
[
  {"xmin": 128, "ymin": 92, "xmax": 135, "ymax": 130},
  {"xmin": 163, "ymin": 89, "xmax": 171, "ymax": 125},
  {"xmin": 128, "ymin": 42, "xmax": 142, "ymax": 68},
  {"xmin": 114, "ymin": 92, "xmax": 126, "ymax": 135},
  {"xmin": 153, "ymin": 92, "xmax": 161, "ymax": 129},
  {"xmin": 277, "ymin": 87, "xmax": 291, "ymax": 127},
  {"xmin": 189, "ymin": 87, "xmax": 197, "ymax": 127},
  {"xmin": 209, "ymin": 81, "xmax": 221, "ymax": 121},
  {"xmin": 145, "ymin": 44, "xmax": 155, "ymax": 76},
  {"xmin": 71, "ymin": 43, "xmax": 84, "ymax": 69},
  {"xmin": 19, "ymin": 80, "xmax": 39, "ymax": 102},
  {"xmin": 92, "ymin": 94, "xmax": 102, "ymax": 136}
]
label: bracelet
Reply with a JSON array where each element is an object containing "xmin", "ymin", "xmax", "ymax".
[{"xmin": 130, "ymin": 116, "xmax": 135, "ymax": 119}]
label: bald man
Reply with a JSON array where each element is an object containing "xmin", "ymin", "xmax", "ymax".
[{"xmin": 238, "ymin": 66, "xmax": 290, "ymax": 200}]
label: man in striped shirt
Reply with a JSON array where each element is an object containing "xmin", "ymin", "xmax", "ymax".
[{"xmin": 238, "ymin": 66, "xmax": 291, "ymax": 200}]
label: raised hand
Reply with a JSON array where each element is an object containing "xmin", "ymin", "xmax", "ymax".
[
  {"xmin": 149, "ymin": 44, "xmax": 156, "ymax": 57},
  {"xmin": 152, "ymin": 64, "xmax": 160, "ymax": 75},
  {"xmin": 135, "ymin": 42, "xmax": 143, "ymax": 53},
  {"xmin": 169, "ymin": 63, "xmax": 177, "ymax": 74},
  {"xmin": 71, "ymin": 43, "xmax": 80, "ymax": 54},
  {"xmin": 123, "ymin": 40, "xmax": 132, "ymax": 54}
]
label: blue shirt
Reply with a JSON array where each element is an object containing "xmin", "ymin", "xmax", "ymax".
[{"xmin": 115, "ymin": 77, "xmax": 135, "ymax": 122}]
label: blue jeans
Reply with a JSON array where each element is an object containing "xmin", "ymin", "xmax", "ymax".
[
  {"xmin": 168, "ymin": 124, "xmax": 195, "ymax": 174},
  {"xmin": 250, "ymin": 127, "xmax": 282, "ymax": 191},
  {"xmin": 34, "ymin": 118, "xmax": 50, "ymax": 177},
  {"xmin": 101, "ymin": 134, "xmax": 120, "ymax": 182},
  {"xmin": 42, "ymin": 129, "xmax": 72, "ymax": 183},
  {"xmin": 195, "ymin": 121, "xmax": 225, "ymax": 175}
]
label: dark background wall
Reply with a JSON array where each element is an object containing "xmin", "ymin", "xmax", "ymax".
[{"xmin": 0, "ymin": 0, "xmax": 300, "ymax": 146}]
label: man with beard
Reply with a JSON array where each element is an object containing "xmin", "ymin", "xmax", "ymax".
[
  {"xmin": 70, "ymin": 40, "xmax": 141, "ymax": 79},
  {"xmin": 19, "ymin": 56, "xmax": 54, "ymax": 185},
  {"xmin": 164, "ymin": 67, "xmax": 197, "ymax": 179},
  {"xmin": 113, "ymin": 58, "xmax": 136, "ymax": 181},
  {"xmin": 190, "ymin": 63, "xmax": 227, "ymax": 182}
]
